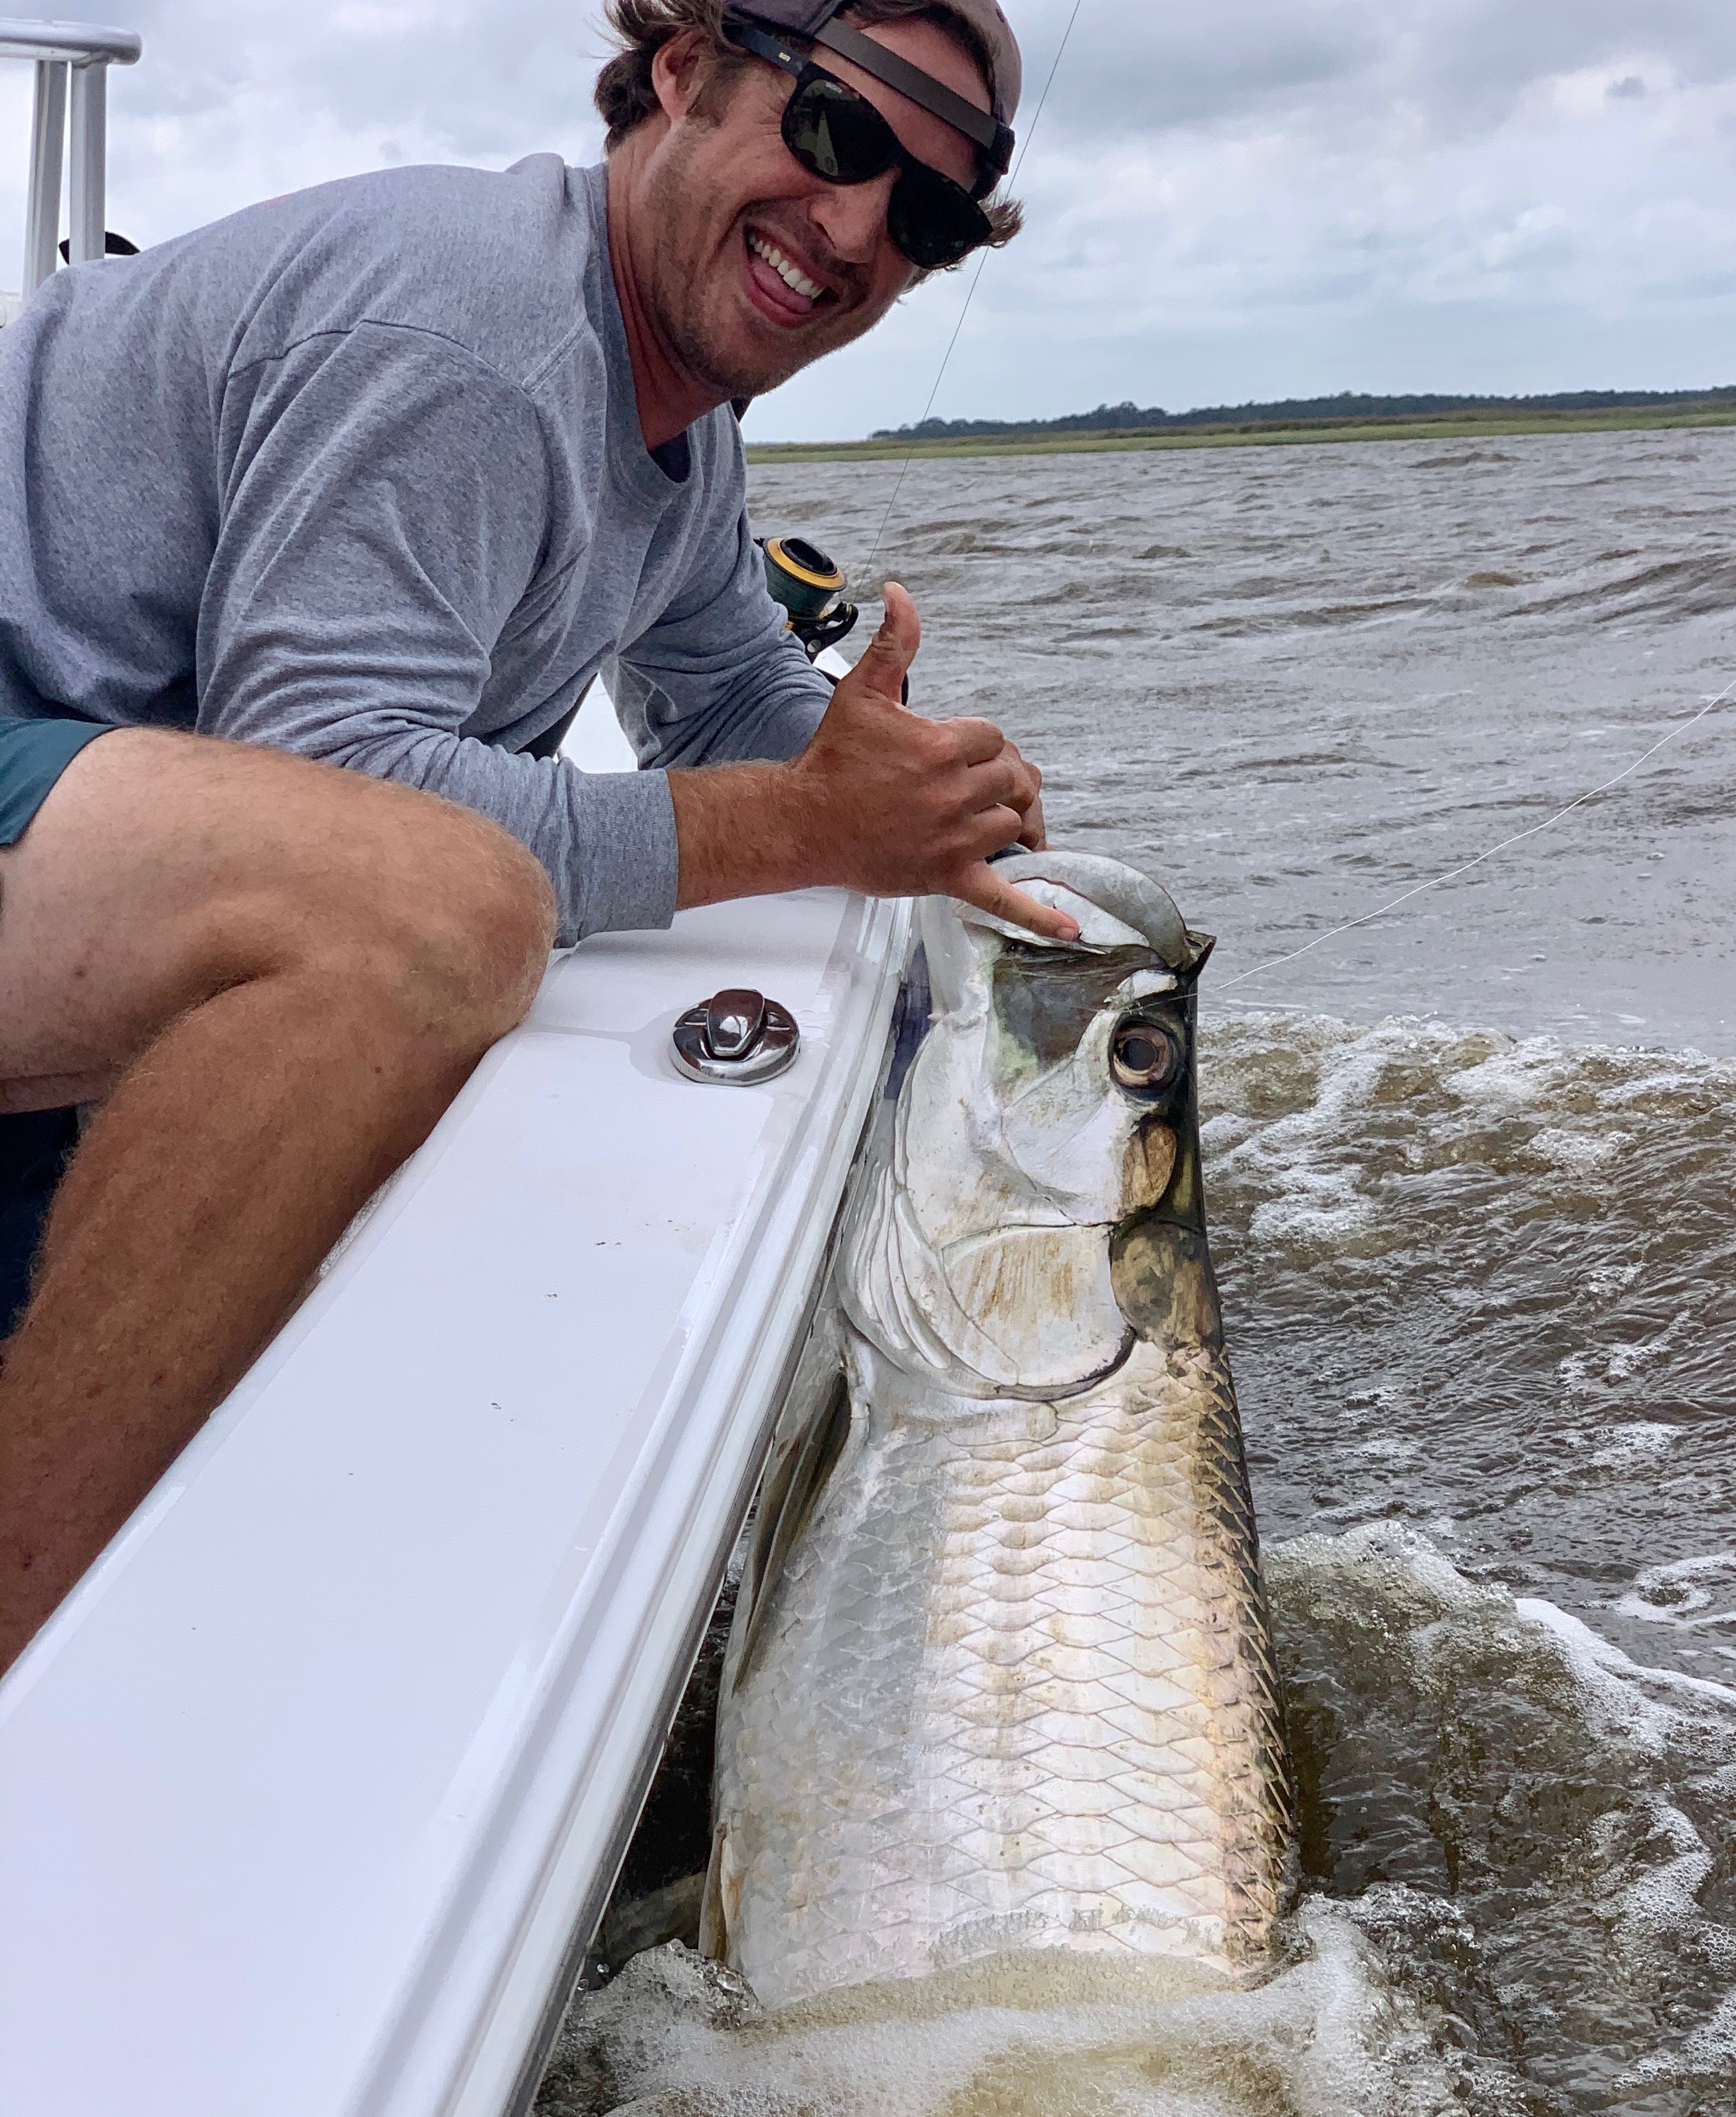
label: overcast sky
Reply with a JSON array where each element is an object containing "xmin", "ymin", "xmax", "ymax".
[{"xmin": 4, "ymin": 1, "xmax": 1735, "ymax": 440}]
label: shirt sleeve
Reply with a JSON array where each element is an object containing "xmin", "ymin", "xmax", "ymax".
[
  {"xmin": 199, "ymin": 320, "xmax": 678, "ymax": 946},
  {"xmin": 607, "ymin": 430, "xmax": 835, "ymax": 772}
]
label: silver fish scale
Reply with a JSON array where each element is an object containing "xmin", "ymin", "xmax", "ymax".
[{"xmin": 709, "ymin": 1333, "xmax": 1293, "ymax": 2007}]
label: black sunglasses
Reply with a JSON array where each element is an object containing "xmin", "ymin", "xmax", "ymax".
[{"xmin": 723, "ymin": 19, "xmax": 995, "ymax": 270}]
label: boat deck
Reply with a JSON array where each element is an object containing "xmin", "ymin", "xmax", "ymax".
[{"xmin": 0, "ymin": 691, "xmax": 904, "ymax": 2114}]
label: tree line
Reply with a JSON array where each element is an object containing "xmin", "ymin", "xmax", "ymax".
[{"xmin": 872, "ymin": 385, "xmax": 1736, "ymax": 440}]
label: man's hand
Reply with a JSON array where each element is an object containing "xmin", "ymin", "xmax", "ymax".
[{"xmin": 670, "ymin": 584, "xmax": 1077, "ymax": 943}]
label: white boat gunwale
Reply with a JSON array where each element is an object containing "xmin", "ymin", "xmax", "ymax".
[
  {"xmin": 423, "ymin": 895, "xmax": 916, "ymax": 2117},
  {"xmin": 0, "ymin": 882, "xmax": 914, "ymax": 2117}
]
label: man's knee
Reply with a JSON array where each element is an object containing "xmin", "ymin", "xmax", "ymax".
[
  {"xmin": 413, "ymin": 814, "xmax": 555, "ymax": 1041},
  {"xmin": 149, "ymin": 743, "xmax": 557, "ymax": 1054},
  {"xmin": 0, "ymin": 731, "xmax": 553, "ymax": 1105},
  {"xmin": 316, "ymin": 794, "xmax": 555, "ymax": 1054}
]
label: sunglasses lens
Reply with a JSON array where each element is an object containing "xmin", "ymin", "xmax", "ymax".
[
  {"xmin": 785, "ymin": 78, "xmax": 896, "ymax": 183},
  {"xmin": 889, "ymin": 165, "xmax": 991, "ymax": 270},
  {"xmin": 783, "ymin": 73, "xmax": 993, "ymax": 271}
]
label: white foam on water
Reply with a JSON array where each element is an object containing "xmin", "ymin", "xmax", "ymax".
[
  {"xmin": 1583, "ymin": 1261, "xmax": 1644, "ymax": 1298},
  {"xmin": 1197, "ymin": 1111, "xmax": 1256, "ymax": 1154},
  {"xmin": 1205, "ymin": 1018, "xmax": 1436, "ymax": 1249},
  {"xmin": 1511, "ymin": 1590, "xmax": 1736, "ymax": 1738},
  {"xmin": 1589, "ymin": 1421, "xmax": 1682, "ymax": 1469},
  {"xmin": 539, "ymin": 1905, "xmax": 1456, "ymax": 2117},
  {"xmin": 1438, "ymin": 1043, "xmax": 1555, "ymax": 1107},
  {"xmin": 1277, "ymin": 1518, "xmax": 1736, "ymax": 1750},
  {"xmin": 1529, "ymin": 1125, "xmax": 1634, "ymax": 1174},
  {"xmin": 1347, "ymin": 1436, "xmax": 1421, "ymax": 1467},
  {"xmin": 1623, "ymin": 1984, "xmax": 1736, "ymax": 2089},
  {"xmin": 1612, "ymin": 1551, "xmax": 1736, "ymax": 1631},
  {"xmin": 1268, "ymin": 1525, "xmax": 1736, "ymax": 2100},
  {"xmin": 1557, "ymin": 1313, "xmax": 1689, "ymax": 1400},
  {"xmin": 1246, "ymin": 1175, "xmax": 1374, "ymax": 1247},
  {"xmin": 1201, "ymin": 1014, "xmax": 1735, "ymax": 1206},
  {"xmin": 1198, "ymin": 1012, "xmax": 1678, "ymax": 1262}
]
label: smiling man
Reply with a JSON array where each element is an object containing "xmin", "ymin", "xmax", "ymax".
[
  {"xmin": 604, "ymin": 1, "xmax": 1018, "ymax": 408},
  {"xmin": 0, "ymin": 0, "xmax": 1080, "ymax": 1669},
  {"xmin": 0, "ymin": 0, "xmax": 1076, "ymax": 951}
]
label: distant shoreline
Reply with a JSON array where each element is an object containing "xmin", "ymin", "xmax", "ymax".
[{"xmin": 746, "ymin": 403, "xmax": 1736, "ymax": 465}]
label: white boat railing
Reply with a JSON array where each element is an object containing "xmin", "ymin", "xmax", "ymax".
[
  {"xmin": 1, "ymin": 17, "xmax": 141, "ymax": 292},
  {"xmin": 1, "ymin": 873, "xmax": 913, "ymax": 2117}
]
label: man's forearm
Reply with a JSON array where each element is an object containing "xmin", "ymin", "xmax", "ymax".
[{"xmin": 668, "ymin": 761, "xmax": 818, "ymax": 909}]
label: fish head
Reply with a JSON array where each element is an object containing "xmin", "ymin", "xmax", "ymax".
[{"xmin": 842, "ymin": 852, "xmax": 1222, "ymax": 1400}]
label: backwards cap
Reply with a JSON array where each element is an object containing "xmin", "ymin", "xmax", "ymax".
[{"xmin": 725, "ymin": 1, "xmax": 1021, "ymax": 174}]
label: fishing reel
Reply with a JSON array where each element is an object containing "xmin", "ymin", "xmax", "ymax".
[{"xmin": 759, "ymin": 535, "xmax": 859, "ymax": 662}]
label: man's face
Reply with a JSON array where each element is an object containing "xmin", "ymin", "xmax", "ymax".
[{"xmin": 633, "ymin": 19, "xmax": 991, "ymax": 400}]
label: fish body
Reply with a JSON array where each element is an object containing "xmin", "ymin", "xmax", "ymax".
[{"xmin": 704, "ymin": 855, "xmax": 1292, "ymax": 2010}]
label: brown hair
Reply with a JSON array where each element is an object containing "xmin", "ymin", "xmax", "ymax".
[{"xmin": 594, "ymin": 0, "xmax": 1022, "ymax": 253}]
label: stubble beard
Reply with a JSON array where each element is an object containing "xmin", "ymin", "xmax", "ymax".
[{"xmin": 643, "ymin": 130, "xmax": 871, "ymax": 403}]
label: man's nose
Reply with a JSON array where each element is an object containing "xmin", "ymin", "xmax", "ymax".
[{"xmin": 806, "ymin": 170, "xmax": 900, "ymax": 266}]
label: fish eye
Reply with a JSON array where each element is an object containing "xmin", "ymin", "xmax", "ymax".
[{"xmin": 1111, "ymin": 1019, "xmax": 1181, "ymax": 1091}]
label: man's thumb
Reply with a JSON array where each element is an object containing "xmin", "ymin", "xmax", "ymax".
[{"xmin": 849, "ymin": 580, "xmax": 921, "ymax": 697}]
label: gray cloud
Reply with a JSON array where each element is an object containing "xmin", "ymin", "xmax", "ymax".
[
  {"xmin": 4, "ymin": 2, "xmax": 1735, "ymax": 441},
  {"xmin": 114, "ymin": 0, "xmax": 608, "ymax": 144},
  {"xmin": 1008, "ymin": 0, "xmax": 1736, "ymax": 147},
  {"xmin": 1408, "ymin": 0, "xmax": 1736, "ymax": 117},
  {"xmin": 1016, "ymin": 3, "xmax": 1374, "ymax": 136}
]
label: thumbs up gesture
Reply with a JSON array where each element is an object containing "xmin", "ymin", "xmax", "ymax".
[
  {"xmin": 667, "ymin": 584, "xmax": 1078, "ymax": 941},
  {"xmin": 783, "ymin": 584, "xmax": 1078, "ymax": 942}
]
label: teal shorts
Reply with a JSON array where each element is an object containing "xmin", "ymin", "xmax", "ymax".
[{"xmin": 0, "ymin": 715, "xmax": 114, "ymax": 846}]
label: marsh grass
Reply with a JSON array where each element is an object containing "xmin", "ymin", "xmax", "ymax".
[{"xmin": 747, "ymin": 402, "xmax": 1736, "ymax": 464}]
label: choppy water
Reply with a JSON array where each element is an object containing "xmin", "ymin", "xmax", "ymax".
[{"xmin": 537, "ymin": 432, "xmax": 1736, "ymax": 2113}]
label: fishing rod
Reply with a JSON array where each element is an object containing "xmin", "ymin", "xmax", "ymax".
[
  {"xmin": 759, "ymin": 5, "xmax": 1084, "ymax": 687},
  {"xmin": 858, "ymin": 0, "xmax": 1086, "ymax": 583}
]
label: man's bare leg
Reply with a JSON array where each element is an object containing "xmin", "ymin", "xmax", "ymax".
[{"xmin": 0, "ymin": 731, "xmax": 553, "ymax": 1673}]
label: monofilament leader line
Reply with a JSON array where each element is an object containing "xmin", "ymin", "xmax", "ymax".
[
  {"xmin": 860, "ymin": 0, "xmax": 1086, "ymax": 583},
  {"xmin": 1215, "ymin": 673, "xmax": 1736, "ymax": 998}
]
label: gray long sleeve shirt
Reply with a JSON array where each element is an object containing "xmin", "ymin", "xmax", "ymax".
[{"xmin": 0, "ymin": 156, "xmax": 832, "ymax": 944}]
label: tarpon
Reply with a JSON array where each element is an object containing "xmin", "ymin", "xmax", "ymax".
[{"xmin": 702, "ymin": 852, "xmax": 1294, "ymax": 2010}]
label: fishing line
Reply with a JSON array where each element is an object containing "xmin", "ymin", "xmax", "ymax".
[
  {"xmin": 1214, "ymin": 672, "xmax": 1736, "ymax": 998},
  {"xmin": 859, "ymin": 0, "xmax": 1086, "ymax": 583},
  {"xmin": 842, "ymin": 5, "xmax": 1725, "ymax": 996}
]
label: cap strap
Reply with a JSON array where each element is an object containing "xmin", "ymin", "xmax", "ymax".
[{"xmin": 810, "ymin": 17, "xmax": 1013, "ymax": 173}]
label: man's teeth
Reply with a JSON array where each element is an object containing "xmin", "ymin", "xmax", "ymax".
[{"xmin": 747, "ymin": 232, "xmax": 824, "ymax": 302}]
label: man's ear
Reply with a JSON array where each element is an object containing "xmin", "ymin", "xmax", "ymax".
[{"xmin": 650, "ymin": 27, "xmax": 716, "ymax": 124}]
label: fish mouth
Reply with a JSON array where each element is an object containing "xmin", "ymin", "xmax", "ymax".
[{"xmin": 971, "ymin": 851, "xmax": 1216, "ymax": 974}]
